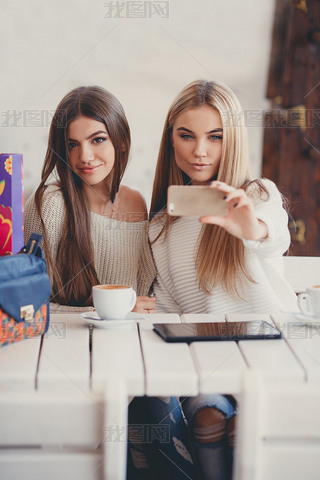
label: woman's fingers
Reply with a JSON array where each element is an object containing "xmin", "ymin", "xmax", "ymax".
[
  {"xmin": 210, "ymin": 182, "xmax": 248, "ymax": 208},
  {"xmin": 210, "ymin": 181, "xmax": 234, "ymax": 193},
  {"xmin": 223, "ymin": 189, "xmax": 245, "ymax": 203},
  {"xmin": 219, "ymin": 187, "xmax": 252, "ymax": 211},
  {"xmin": 132, "ymin": 296, "xmax": 156, "ymax": 313},
  {"xmin": 200, "ymin": 215, "xmax": 228, "ymax": 226}
]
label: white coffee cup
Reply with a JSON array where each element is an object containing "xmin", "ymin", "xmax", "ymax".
[
  {"xmin": 297, "ymin": 285, "xmax": 320, "ymax": 318},
  {"xmin": 92, "ymin": 284, "xmax": 136, "ymax": 320}
]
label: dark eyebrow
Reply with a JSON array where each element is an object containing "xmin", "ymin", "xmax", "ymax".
[
  {"xmin": 68, "ymin": 130, "xmax": 108, "ymax": 141},
  {"xmin": 176, "ymin": 127, "xmax": 223, "ymax": 134}
]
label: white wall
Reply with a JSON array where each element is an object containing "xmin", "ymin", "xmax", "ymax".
[{"xmin": 0, "ymin": 0, "xmax": 275, "ymax": 206}]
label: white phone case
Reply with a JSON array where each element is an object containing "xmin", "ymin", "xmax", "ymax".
[{"xmin": 167, "ymin": 185, "xmax": 228, "ymax": 217}]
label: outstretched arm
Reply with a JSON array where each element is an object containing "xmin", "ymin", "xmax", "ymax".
[{"xmin": 200, "ymin": 181, "xmax": 268, "ymax": 241}]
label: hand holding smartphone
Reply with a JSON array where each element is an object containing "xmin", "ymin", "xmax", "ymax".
[{"xmin": 167, "ymin": 185, "xmax": 228, "ymax": 217}]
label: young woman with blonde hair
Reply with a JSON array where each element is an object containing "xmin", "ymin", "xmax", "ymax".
[{"xmin": 148, "ymin": 79, "xmax": 297, "ymax": 479}]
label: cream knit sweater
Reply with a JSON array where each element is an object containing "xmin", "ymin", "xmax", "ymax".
[
  {"xmin": 149, "ymin": 179, "xmax": 298, "ymax": 315},
  {"xmin": 24, "ymin": 185, "xmax": 156, "ymax": 313}
]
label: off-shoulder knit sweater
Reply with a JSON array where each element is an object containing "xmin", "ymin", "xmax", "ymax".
[
  {"xmin": 24, "ymin": 185, "xmax": 156, "ymax": 313},
  {"xmin": 149, "ymin": 179, "xmax": 298, "ymax": 315}
]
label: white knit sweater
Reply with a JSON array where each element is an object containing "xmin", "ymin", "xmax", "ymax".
[
  {"xmin": 24, "ymin": 185, "xmax": 156, "ymax": 313},
  {"xmin": 149, "ymin": 180, "xmax": 298, "ymax": 314}
]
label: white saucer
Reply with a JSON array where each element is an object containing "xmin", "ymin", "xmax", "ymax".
[
  {"xmin": 293, "ymin": 312, "xmax": 320, "ymax": 325},
  {"xmin": 80, "ymin": 312, "xmax": 145, "ymax": 329}
]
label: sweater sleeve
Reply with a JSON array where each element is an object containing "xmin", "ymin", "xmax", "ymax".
[
  {"xmin": 148, "ymin": 216, "xmax": 182, "ymax": 314},
  {"xmin": 242, "ymin": 179, "xmax": 291, "ymax": 257},
  {"xmin": 25, "ymin": 186, "xmax": 66, "ymax": 303},
  {"xmin": 24, "ymin": 187, "xmax": 87, "ymax": 314},
  {"xmin": 49, "ymin": 303, "xmax": 94, "ymax": 314},
  {"xmin": 153, "ymin": 275, "xmax": 183, "ymax": 314},
  {"xmin": 137, "ymin": 223, "xmax": 157, "ymax": 296},
  {"xmin": 24, "ymin": 193, "xmax": 44, "ymax": 246},
  {"xmin": 24, "ymin": 185, "xmax": 65, "ymax": 260}
]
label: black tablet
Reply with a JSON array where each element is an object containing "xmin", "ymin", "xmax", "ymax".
[{"xmin": 153, "ymin": 321, "xmax": 282, "ymax": 343}]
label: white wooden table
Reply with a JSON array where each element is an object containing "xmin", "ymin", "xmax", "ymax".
[{"xmin": 1, "ymin": 312, "xmax": 320, "ymax": 480}]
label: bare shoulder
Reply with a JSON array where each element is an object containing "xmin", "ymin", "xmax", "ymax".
[{"xmin": 117, "ymin": 185, "xmax": 147, "ymax": 222}]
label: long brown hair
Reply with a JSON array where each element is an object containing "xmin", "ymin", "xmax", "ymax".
[
  {"xmin": 35, "ymin": 86, "xmax": 131, "ymax": 306},
  {"xmin": 150, "ymin": 79, "xmax": 267, "ymax": 297}
]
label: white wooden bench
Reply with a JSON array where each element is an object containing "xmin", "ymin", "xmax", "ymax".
[
  {"xmin": 1, "ymin": 307, "xmax": 320, "ymax": 479},
  {"xmin": 283, "ymin": 255, "xmax": 320, "ymax": 293}
]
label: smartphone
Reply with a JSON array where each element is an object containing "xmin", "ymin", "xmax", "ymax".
[
  {"xmin": 167, "ymin": 185, "xmax": 228, "ymax": 217},
  {"xmin": 153, "ymin": 321, "xmax": 282, "ymax": 343}
]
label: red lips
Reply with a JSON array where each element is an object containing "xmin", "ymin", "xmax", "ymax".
[
  {"xmin": 78, "ymin": 165, "xmax": 101, "ymax": 174},
  {"xmin": 190, "ymin": 163, "xmax": 211, "ymax": 169}
]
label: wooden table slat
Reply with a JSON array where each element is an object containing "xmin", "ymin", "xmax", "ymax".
[
  {"xmin": 272, "ymin": 313, "xmax": 320, "ymax": 383},
  {"xmin": 91, "ymin": 322, "xmax": 144, "ymax": 395},
  {"xmin": 0, "ymin": 449, "xmax": 103, "ymax": 480},
  {"xmin": 37, "ymin": 314, "xmax": 91, "ymax": 392},
  {"xmin": 140, "ymin": 314, "xmax": 199, "ymax": 396},
  {"xmin": 227, "ymin": 314, "xmax": 306, "ymax": 383},
  {"xmin": 0, "ymin": 391, "xmax": 103, "ymax": 446},
  {"xmin": 182, "ymin": 314, "xmax": 248, "ymax": 395},
  {"xmin": 0, "ymin": 336, "xmax": 41, "ymax": 390}
]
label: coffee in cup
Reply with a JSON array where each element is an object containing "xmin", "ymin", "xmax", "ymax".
[
  {"xmin": 297, "ymin": 285, "xmax": 320, "ymax": 318},
  {"xmin": 92, "ymin": 284, "xmax": 136, "ymax": 320}
]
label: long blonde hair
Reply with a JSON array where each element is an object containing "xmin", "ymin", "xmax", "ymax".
[{"xmin": 150, "ymin": 79, "xmax": 266, "ymax": 297}]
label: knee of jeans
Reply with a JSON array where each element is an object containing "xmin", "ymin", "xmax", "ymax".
[
  {"xmin": 226, "ymin": 414, "xmax": 237, "ymax": 448},
  {"xmin": 192, "ymin": 407, "xmax": 227, "ymax": 444}
]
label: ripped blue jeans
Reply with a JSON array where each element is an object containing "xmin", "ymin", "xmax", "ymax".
[
  {"xmin": 127, "ymin": 396, "xmax": 195, "ymax": 480},
  {"xmin": 127, "ymin": 394, "xmax": 237, "ymax": 480},
  {"xmin": 181, "ymin": 394, "xmax": 237, "ymax": 480}
]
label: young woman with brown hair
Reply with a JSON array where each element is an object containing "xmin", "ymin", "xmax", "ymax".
[
  {"xmin": 148, "ymin": 79, "xmax": 297, "ymax": 479},
  {"xmin": 24, "ymin": 85, "xmax": 156, "ymax": 313},
  {"xmin": 25, "ymin": 85, "xmax": 197, "ymax": 480}
]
